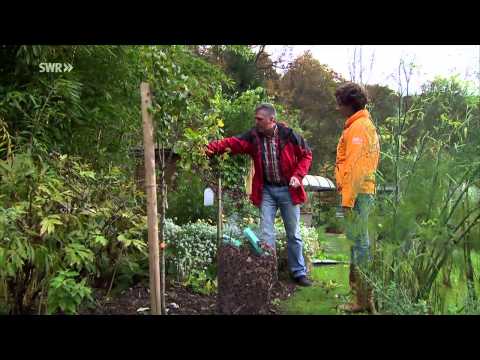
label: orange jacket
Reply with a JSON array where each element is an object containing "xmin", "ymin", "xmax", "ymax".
[{"xmin": 335, "ymin": 109, "xmax": 380, "ymax": 208}]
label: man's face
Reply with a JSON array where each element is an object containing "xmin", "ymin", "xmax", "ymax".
[
  {"xmin": 336, "ymin": 98, "xmax": 354, "ymax": 118},
  {"xmin": 255, "ymin": 109, "xmax": 275, "ymax": 134}
]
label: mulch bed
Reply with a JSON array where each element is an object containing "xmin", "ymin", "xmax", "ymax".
[
  {"xmin": 81, "ymin": 241, "xmax": 298, "ymax": 315},
  {"xmin": 217, "ymin": 243, "xmax": 278, "ymax": 314},
  {"xmin": 81, "ymin": 280, "xmax": 217, "ymax": 315},
  {"xmin": 81, "ymin": 272, "xmax": 297, "ymax": 315}
]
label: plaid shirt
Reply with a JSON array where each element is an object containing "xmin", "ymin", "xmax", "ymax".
[{"xmin": 261, "ymin": 124, "xmax": 286, "ymax": 185}]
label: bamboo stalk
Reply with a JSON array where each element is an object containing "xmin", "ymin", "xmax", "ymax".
[
  {"xmin": 463, "ymin": 189, "xmax": 477, "ymax": 302},
  {"xmin": 140, "ymin": 82, "xmax": 161, "ymax": 315}
]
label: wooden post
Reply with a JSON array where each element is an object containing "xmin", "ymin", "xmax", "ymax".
[
  {"xmin": 217, "ymin": 174, "xmax": 223, "ymax": 246},
  {"xmin": 140, "ymin": 82, "xmax": 161, "ymax": 315},
  {"xmin": 159, "ymin": 143, "xmax": 166, "ymax": 314}
]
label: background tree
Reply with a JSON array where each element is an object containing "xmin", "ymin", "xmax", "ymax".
[{"xmin": 274, "ymin": 51, "xmax": 344, "ymax": 174}]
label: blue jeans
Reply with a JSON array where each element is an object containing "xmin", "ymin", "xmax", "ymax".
[
  {"xmin": 260, "ymin": 185, "xmax": 307, "ymax": 278},
  {"xmin": 345, "ymin": 194, "xmax": 374, "ymax": 267}
]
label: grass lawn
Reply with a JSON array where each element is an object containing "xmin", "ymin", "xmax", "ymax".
[
  {"xmin": 280, "ymin": 233, "xmax": 362, "ymax": 315},
  {"xmin": 279, "ymin": 230, "xmax": 480, "ymax": 315},
  {"xmin": 280, "ymin": 264, "xmax": 351, "ymax": 315}
]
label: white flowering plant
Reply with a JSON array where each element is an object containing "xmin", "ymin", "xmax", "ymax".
[{"xmin": 164, "ymin": 219, "xmax": 217, "ymax": 281}]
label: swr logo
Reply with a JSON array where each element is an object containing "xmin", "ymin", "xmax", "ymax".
[{"xmin": 39, "ymin": 63, "xmax": 73, "ymax": 73}]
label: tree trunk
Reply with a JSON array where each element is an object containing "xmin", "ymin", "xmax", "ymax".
[{"xmin": 140, "ymin": 82, "xmax": 161, "ymax": 315}]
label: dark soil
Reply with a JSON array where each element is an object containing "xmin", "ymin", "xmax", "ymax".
[
  {"xmin": 80, "ymin": 280, "xmax": 214, "ymax": 315},
  {"xmin": 80, "ymin": 272, "xmax": 296, "ymax": 315},
  {"xmin": 217, "ymin": 242, "xmax": 278, "ymax": 314},
  {"xmin": 80, "ymin": 249, "xmax": 296, "ymax": 315}
]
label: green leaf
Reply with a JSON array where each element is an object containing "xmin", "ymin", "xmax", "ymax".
[
  {"xmin": 117, "ymin": 233, "xmax": 132, "ymax": 247},
  {"xmin": 40, "ymin": 215, "xmax": 63, "ymax": 236},
  {"xmin": 65, "ymin": 243, "xmax": 94, "ymax": 270},
  {"xmin": 79, "ymin": 170, "xmax": 96, "ymax": 179},
  {"xmin": 94, "ymin": 235, "xmax": 108, "ymax": 246}
]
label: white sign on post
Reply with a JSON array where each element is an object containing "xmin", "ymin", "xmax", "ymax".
[{"xmin": 204, "ymin": 187, "xmax": 214, "ymax": 206}]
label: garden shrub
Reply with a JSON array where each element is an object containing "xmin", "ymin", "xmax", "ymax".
[
  {"xmin": 164, "ymin": 219, "xmax": 217, "ymax": 281},
  {"xmin": 0, "ymin": 152, "xmax": 148, "ymax": 314}
]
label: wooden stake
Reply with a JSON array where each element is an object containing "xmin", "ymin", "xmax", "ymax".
[
  {"xmin": 140, "ymin": 82, "xmax": 161, "ymax": 315},
  {"xmin": 217, "ymin": 174, "xmax": 223, "ymax": 246},
  {"xmin": 159, "ymin": 143, "xmax": 166, "ymax": 314}
]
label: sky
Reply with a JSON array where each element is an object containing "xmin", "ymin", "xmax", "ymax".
[{"xmin": 265, "ymin": 45, "xmax": 480, "ymax": 94}]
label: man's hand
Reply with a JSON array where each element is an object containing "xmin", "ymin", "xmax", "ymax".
[
  {"xmin": 204, "ymin": 147, "xmax": 214, "ymax": 157},
  {"xmin": 289, "ymin": 176, "xmax": 301, "ymax": 188},
  {"xmin": 204, "ymin": 146, "xmax": 230, "ymax": 158}
]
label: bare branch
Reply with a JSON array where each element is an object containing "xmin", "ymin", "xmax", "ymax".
[
  {"xmin": 359, "ymin": 46, "xmax": 363, "ymax": 85},
  {"xmin": 367, "ymin": 50, "xmax": 376, "ymax": 84},
  {"xmin": 255, "ymin": 45, "xmax": 266, "ymax": 64}
]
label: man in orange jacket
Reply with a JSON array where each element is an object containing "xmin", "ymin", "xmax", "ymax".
[{"xmin": 334, "ymin": 82, "xmax": 380, "ymax": 313}]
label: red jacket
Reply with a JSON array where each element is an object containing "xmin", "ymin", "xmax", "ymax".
[{"xmin": 207, "ymin": 123, "xmax": 312, "ymax": 207}]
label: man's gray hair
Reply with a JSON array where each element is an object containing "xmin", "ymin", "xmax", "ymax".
[{"xmin": 255, "ymin": 103, "xmax": 276, "ymax": 118}]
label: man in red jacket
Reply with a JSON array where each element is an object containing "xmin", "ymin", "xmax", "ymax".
[{"xmin": 206, "ymin": 103, "xmax": 313, "ymax": 286}]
